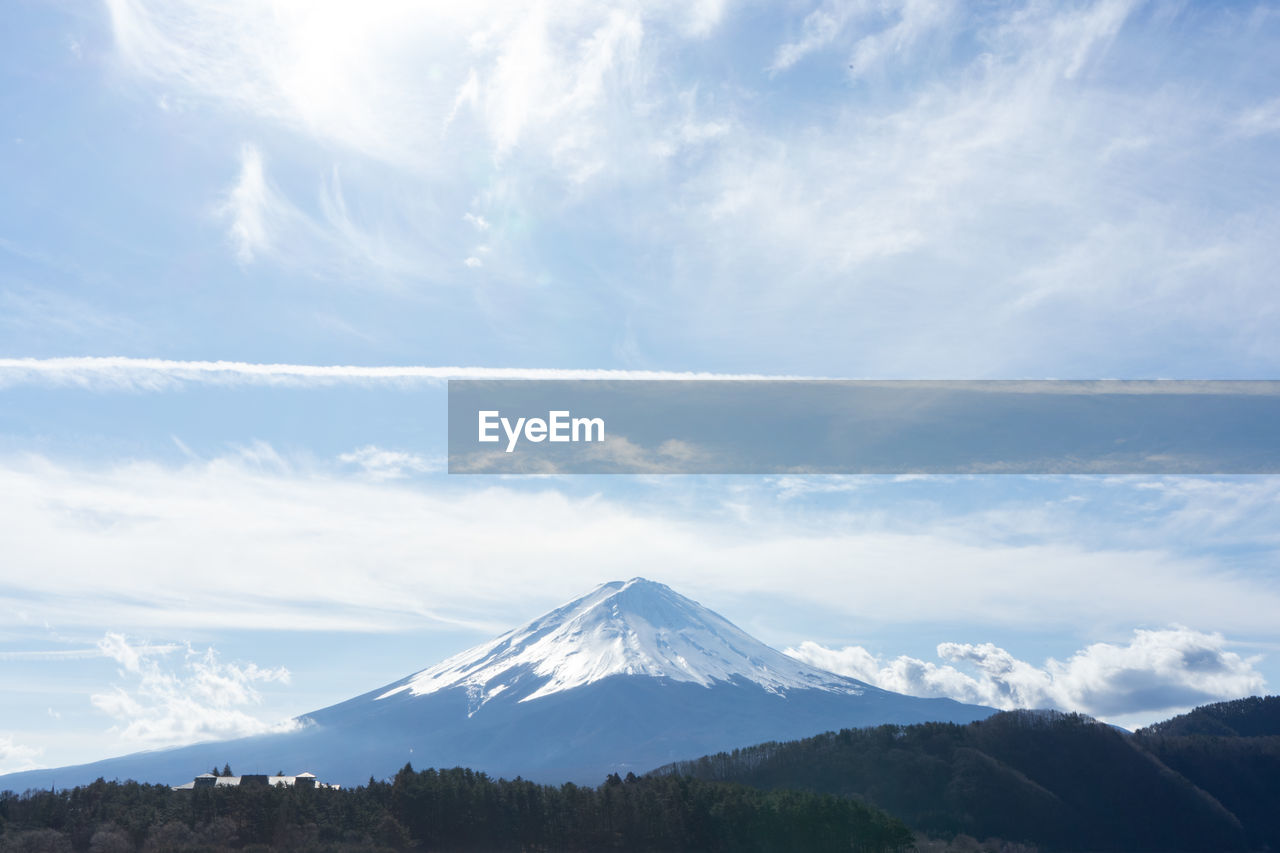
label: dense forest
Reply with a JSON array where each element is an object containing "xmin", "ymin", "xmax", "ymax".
[
  {"xmin": 662, "ymin": 698, "xmax": 1280, "ymax": 852},
  {"xmin": 1135, "ymin": 698, "xmax": 1280, "ymax": 852},
  {"xmin": 5, "ymin": 698, "xmax": 1278, "ymax": 852},
  {"xmin": 0, "ymin": 764, "xmax": 912, "ymax": 852}
]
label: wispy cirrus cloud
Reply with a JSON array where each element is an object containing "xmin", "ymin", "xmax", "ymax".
[
  {"xmin": 656, "ymin": 1, "xmax": 1280, "ymax": 377},
  {"xmin": 769, "ymin": 0, "xmax": 957, "ymax": 75},
  {"xmin": 106, "ymin": 0, "xmax": 742, "ymax": 285},
  {"xmin": 90, "ymin": 2, "xmax": 1280, "ymax": 376},
  {"xmin": 768, "ymin": 0, "xmax": 857, "ymax": 73},
  {"xmin": 215, "ymin": 143, "xmax": 432, "ymax": 279},
  {"xmin": 0, "ymin": 283, "xmax": 142, "ymax": 345},
  {"xmin": 1235, "ymin": 96, "xmax": 1280, "ymax": 138},
  {"xmin": 104, "ymin": 0, "xmax": 730, "ymax": 178},
  {"xmin": 845, "ymin": 0, "xmax": 956, "ymax": 79}
]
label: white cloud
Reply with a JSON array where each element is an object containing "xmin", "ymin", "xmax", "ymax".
[
  {"xmin": 787, "ymin": 626, "xmax": 1266, "ymax": 720},
  {"xmin": 91, "ymin": 632, "xmax": 297, "ymax": 748},
  {"xmin": 676, "ymin": 0, "xmax": 729, "ymax": 38},
  {"xmin": 444, "ymin": 69, "xmax": 480, "ymax": 131},
  {"xmin": 767, "ymin": 0, "xmax": 965, "ymax": 78},
  {"xmin": 338, "ymin": 445, "xmax": 441, "ymax": 480},
  {"xmin": 770, "ymin": 0, "xmax": 860, "ymax": 73},
  {"xmin": 0, "ymin": 735, "xmax": 43, "ymax": 775},
  {"xmin": 1, "ymin": 451, "xmax": 1279, "ymax": 640},
  {"xmin": 847, "ymin": 0, "xmax": 956, "ymax": 79},
  {"xmin": 220, "ymin": 143, "xmax": 270, "ymax": 263},
  {"xmin": 0, "ymin": 267, "xmax": 142, "ymax": 347},
  {"xmin": 1041, "ymin": 0, "xmax": 1139, "ymax": 81},
  {"xmin": 1235, "ymin": 96, "xmax": 1280, "ymax": 138},
  {"xmin": 0, "ymin": 356, "xmax": 796, "ymax": 391},
  {"xmin": 95, "ymin": 2, "xmax": 1280, "ymax": 377},
  {"xmin": 101, "ymin": 2, "xmax": 749, "ymax": 284},
  {"xmin": 214, "ymin": 144, "xmax": 429, "ymax": 279},
  {"xmin": 651, "ymin": 0, "xmax": 1280, "ymax": 376},
  {"xmin": 104, "ymin": 0, "xmax": 732, "ymax": 180},
  {"xmin": 95, "ymin": 633, "xmax": 181, "ymax": 673}
]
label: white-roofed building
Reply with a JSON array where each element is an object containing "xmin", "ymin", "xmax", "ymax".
[{"xmin": 172, "ymin": 771, "xmax": 338, "ymax": 791}]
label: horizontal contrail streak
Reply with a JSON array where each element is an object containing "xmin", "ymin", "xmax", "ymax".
[{"xmin": 0, "ymin": 357, "xmax": 803, "ymax": 390}]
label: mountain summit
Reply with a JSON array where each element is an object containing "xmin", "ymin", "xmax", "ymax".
[
  {"xmin": 1, "ymin": 579, "xmax": 995, "ymax": 789},
  {"xmin": 378, "ymin": 578, "xmax": 861, "ymax": 710}
]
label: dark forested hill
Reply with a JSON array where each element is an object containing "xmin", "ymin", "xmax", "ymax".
[
  {"xmin": 660, "ymin": 702, "xmax": 1280, "ymax": 852},
  {"xmin": 1138, "ymin": 695, "xmax": 1280, "ymax": 737},
  {"xmin": 1135, "ymin": 697, "xmax": 1280, "ymax": 851}
]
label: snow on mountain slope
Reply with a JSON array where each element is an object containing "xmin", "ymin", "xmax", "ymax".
[{"xmin": 377, "ymin": 578, "xmax": 864, "ymax": 709}]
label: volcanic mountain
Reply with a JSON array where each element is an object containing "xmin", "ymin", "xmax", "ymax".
[{"xmin": 1, "ymin": 579, "xmax": 995, "ymax": 789}]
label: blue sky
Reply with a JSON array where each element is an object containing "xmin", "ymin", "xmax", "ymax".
[{"xmin": 2, "ymin": 0, "xmax": 1279, "ymax": 773}]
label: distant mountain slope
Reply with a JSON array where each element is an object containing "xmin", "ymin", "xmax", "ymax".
[
  {"xmin": 0, "ymin": 579, "xmax": 994, "ymax": 791},
  {"xmin": 659, "ymin": 708, "xmax": 1264, "ymax": 852}
]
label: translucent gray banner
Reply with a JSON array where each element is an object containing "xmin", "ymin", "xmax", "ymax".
[{"xmin": 447, "ymin": 380, "xmax": 1280, "ymax": 474}]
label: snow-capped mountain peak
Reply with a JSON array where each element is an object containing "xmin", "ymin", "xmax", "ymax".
[
  {"xmin": 377, "ymin": 578, "xmax": 864, "ymax": 709},
  {"xmin": 0, "ymin": 578, "xmax": 995, "ymax": 790}
]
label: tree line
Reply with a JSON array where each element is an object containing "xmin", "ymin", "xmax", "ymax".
[{"xmin": 0, "ymin": 764, "xmax": 913, "ymax": 852}]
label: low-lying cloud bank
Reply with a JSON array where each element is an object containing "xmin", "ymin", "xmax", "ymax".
[{"xmin": 787, "ymin": 627, "xmax": 1265, "ymax": 720}]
